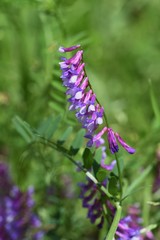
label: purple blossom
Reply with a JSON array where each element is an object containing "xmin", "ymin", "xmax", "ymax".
[
  {"xmin": 79, "ymin": 176, "xmax": 155, "ymax": 239},
  {"xmin": 107, "ymin": 128, "xmax": 135, "ymax": 154},
  {"xmin": 59, "ymin": 45, "xmax": 105, "ymax": 140},
  {"xmin": 116, "ymin": 216, "xmax": 141, "ymax": 240},
  {"xmin": 115, "ymin": 132, "xmax": 136, "ymax": 154},
  {"xmin": 79, "ymin": 177, "xmax": 105, "ymax": 228},
  {"xmin": 59, "ymin": 44, "xmax": 81, "ymax": 52},
  {"xmin": 107, "ymin": 128, "xmax": 119, "ymax": 154},
  {"xmin": 0, "ymin": 162, "xmax": 43, "ymax": 240},
  {"xmin": 115, "ymin": 205, "xmax": 155, "ymax": 240},
  {"xmin": 59, "ymin": 45, "xmax": 135, "ymax": 172}
]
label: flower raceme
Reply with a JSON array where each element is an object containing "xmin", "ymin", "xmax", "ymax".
[
  {"xmin": 80, "ymin": 178, "xmax": 155, "ymax": 239},
  {"xmin": 0, "ymin": 162, "xmax": 43, "ymax": 240},
  {"xmin": 59, "ymin": 44, "xmax": 135, "ymax": 167},
  {"xmin": 79, "ymin": 178, "xmax": 155, "ymax": 239}
]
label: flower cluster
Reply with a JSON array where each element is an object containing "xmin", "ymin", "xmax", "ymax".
[
  {"xmin": 59, "ymin": 44, "xmax": 135, "ymax": 171},
  {"xmin": 116, "ymin": 205, "xmax": 142, "ymax": 239},
  {"xmin": 0, "ymin": 162, "xmax": 44, "ymax": 240},
  {"xmin": 116, "ymin": 205, "xmax": 155, "ymax": 240},
  {"xmin": 79, "ymin": 178, "xmax": 155, "ymax": 239},
  {"xmin": 79, "ymin": 177, "xmax": 105, "ymax": 229}
]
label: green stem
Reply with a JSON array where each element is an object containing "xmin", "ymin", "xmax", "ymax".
[
  {"xmin": 82, "ymin": 58, "xmax": 123, "ymax": 200},
  {"xmin": 35, "ymin": 135, "xmax": 113, "ymax": 200},
  {"xmin": 104, "ymin": 203, "xmax": 122, "ymax": 240},
  {"xmin": 114, "ymin": 152, "xmax": 123, "ymax": 200}
]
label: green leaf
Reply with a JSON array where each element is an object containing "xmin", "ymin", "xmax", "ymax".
[
  {"xmin": 51, "ymin": 80, "xmax": 65, "ymax": 92},
  {"xmin": 49, "ymin": 102, "xmax": 64, "ymax": 113},
  {"xmin": 92, "ymin": 148, "xmax": 103, "ymax": 177},
  {"xmin": 82, "ymin": 148, "xmax": 93, "ymax": 169},
  {"xmin": 37, "ymin": 115, "xmax": 62, "ymax": 139},
  {"xmin": 92, "ymin": 160, "xmax": 100, "ymax": 177},
  {"xmin": 12, "ymin": 116, "xmax": 35, "ymax": 143},
  {"xmin": 69, "ymin": 129, "xmax": 85, "ymax": 155},
  {"xmin": 126, "ymin": 165, "xmax": 153, "ymax": 195},
  {"xmin": 94, "ymin": 148, "xmax": 103, "ymax": 164},
  {"xmin": 57, "ymin": 126, "xmax": 73, "ymax": 145},
  {"xmin": 108, "ymin": 175, "xmax": 119, "ymax": 196},
  {"xmin": 50, "ymin": 91, "xmax": 65, "ymax": 103},
  {"xmin": 112, "ymin": 157, "xmax": 124, "ymax": 177},
  {"xmin": 149, "ymin": 79, "xmax": 160, "ymax": 125},
  {"xmin": 96, "ymin": 169, "xmax": 107, "ymax": 182}
]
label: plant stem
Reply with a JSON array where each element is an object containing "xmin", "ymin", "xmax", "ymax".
[
  {"xmin": 114, "ymin": 152, "xmax": 123, "ymax": 200},
  {"xmin": 88, "ymin": 84, "xmax": 123, "ymax": 199},
  {"xmin": 35, "ymin": 135, "xmax": 113, "ymax": 200},
  {"xmin": 104, "ymin": 203, "xmax": 122, "ymax": 240},
  {"xmin": 82, "ymin": 59, "xmax": 123, "ymax": 200}
]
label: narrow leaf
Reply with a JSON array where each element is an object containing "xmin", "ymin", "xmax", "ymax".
[
  {"xmin": 12, "ymin": 116, "xmax": 34, "ymax": 143},
  {"xmin": 126, "ymin": 165, "xmax": 153, "ymax": 195},
  {"xmin": 108, "ymin": 176, "xmax": 119, "ymax": 196},
  {"xmin": 149, "ymin": 79, "xmax": 160, "ymax": 124},
  {"xmin": 112, "ymin": 157, "xmax": 124, "ymax": 177},
  {"xmin": 69, "ymin": 129, "xmax": 85, "ymax": 155},
  {"xmin": 82, "ymin": 148, "xmax": 93, "ymax": 169},
  {"xmin": 37, "ymin": 115, "xmax": 62, "ymax": 139},
  {"xmin": 94, "ymin": 148, "xmax": 103, "ymax": 164},
  {"xmin": 96, "ymin": 169, "xmax": 107, "ymax": 182},
  {"xmin": 57, "ymin": 126, "xmax": 73, "ymax": 145}
]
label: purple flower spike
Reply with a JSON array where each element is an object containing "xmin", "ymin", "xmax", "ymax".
[
  {"xmin": 0, "ymin": 162, "xmax": 43, "ymax": 240},
  {"xmin": 59, "ymin": 45, "xmax": 136, "ymax": 173},
  {"xmin": 59, "ymin": 45, "xmax": 108, "ymax": 154},
  {"xmin": 59, "ymin": 44, "xmax": 81, "ymax": 52},
  {"xmin": 115, "ymin": 133, "xmax": 136, "ymax": 154},
  {"xmin": 79, "ymin": 177, "xmax": 106, "ymax": 228},
  {"xmin": 107, "ymin": 128, "xmax": 119, "ymax": 154}
]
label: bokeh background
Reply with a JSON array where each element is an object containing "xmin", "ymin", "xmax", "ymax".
[{"xmin": 0, "ymin": 0, "xmax": 160, "ymax": 239}]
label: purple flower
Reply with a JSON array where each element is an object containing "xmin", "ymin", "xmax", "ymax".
[
  {"xmin": 79, "ymin": 175, "xmax": 155, "ymax": 239},
  {"xmin": 0, "ymin": 162, "xmax": 43, "ymax": 240},
  {"xmin": 107, "ymin": 128, "xmax": 119, "ymax": 154},
  {"xmin": 59, "ymin": 45, "xmax": 105, "ymax": 142},
  {"xmin": 116, "ymin": 216, "xmax": 141, "ymax": 240},
  {"xmin": 115, "ymin": 205, "xmax": 155, "ymax": 240},
  {"xmin": 59, "ymin": 44, "xmax": 81, "ymax": 52},
  {"xmin": 85, "ymin": 127, "xmax": 107, "ymax": 147},
  {"xmin": 101, "ymin": 156, "xmax": 116, "ymax": 171},
  {"xmin": 79, "ymin": 177, "xmax": 106, "ymax": 228},
  {"xmin": 115, "ymin": 132, "xmax": 136, "ymax": 154},
  {"xmin": 59, "ymin": 45, "xmax": 135, "ymax": 173},
  {"xmin": 107, "ymin": 128, "xmax": 135, "ymax": 154}
]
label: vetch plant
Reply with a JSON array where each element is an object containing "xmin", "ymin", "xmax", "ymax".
[
  {"xmin": 58, "ymin": 44, "xmax": 155, "ymax": 239},
  {"xmin": 13, "ymin": 45, "xmax": 157, "ymax": 240}
]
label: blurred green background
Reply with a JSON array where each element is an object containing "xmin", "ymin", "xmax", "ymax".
[{"xmin": 0, "ymin": 0, "xmax": 160, "ymax": 239}]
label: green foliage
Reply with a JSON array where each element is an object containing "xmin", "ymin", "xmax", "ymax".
[
  {"xmin": 37, "ymin": 115, "xmax": 62, "ymax": 139},
  {"xmin": 12, "ymin": 116, "xmax": 35, "ymax": 143},
  {"xmin": 57, "ymin": 126, "xmax": 73, "ymax": 145},
  {"xmin": 96, "ymin": 169, "xmax": 108, "ymax": 182},
  {"xmin": 1, "ymin": 0, "xmax": 160, "ymax": 239},
  {"xmin": 69, "ymin": 129, "xmax": 86, "ymax": 155},
  {"xmin": 82, "ymin": 148, "xmax": 93, "ymax": 169},
  {"xmin": 108, "ymin": 175, "xmax": 119, "ymax": 196},
  {"xmin": 149, "ymin": 79, "xmax": 160, "ymax": 128}
]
